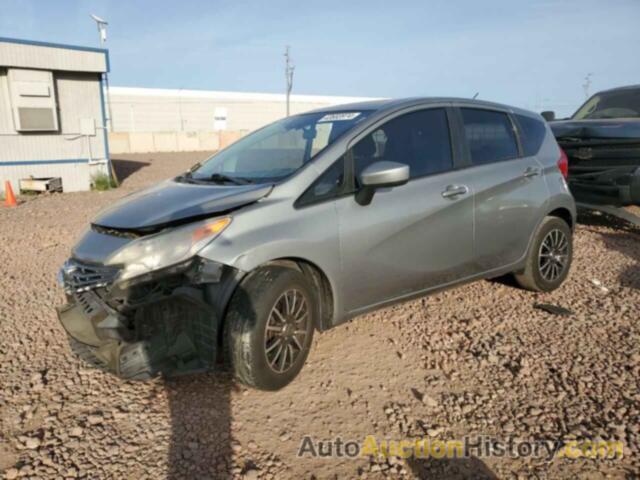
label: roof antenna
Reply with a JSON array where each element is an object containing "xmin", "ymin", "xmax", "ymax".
[{"xmin": 472, "ymin": 92, "xmax": 479, "ymax": 100}]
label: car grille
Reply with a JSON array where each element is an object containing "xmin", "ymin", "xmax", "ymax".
[
  {"xmin": 92, "ymin": 224, "xmax": 140, "ymax": 239},
  {"xmin": 60, "ymin": 259, "xmax": 120, "ymax": 293}
]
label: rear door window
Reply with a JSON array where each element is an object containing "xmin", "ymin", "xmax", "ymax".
[
  {"xmin": 461, "ymin": 108, "xmax": 519, "ymax": 165},
  {"xmin": 352, "ymin": 108, "xmax": 453, "ymax": 181},
  {"xmin": 515, "ymin": 114, "xmax": 547, "ymax": 157}
]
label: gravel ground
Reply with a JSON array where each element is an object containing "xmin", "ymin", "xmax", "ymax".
[{"xmin": 0, "ymin": 152, "xmax": 638, "ymax": 479}]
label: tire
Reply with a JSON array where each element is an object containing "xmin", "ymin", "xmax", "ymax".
[
  {"xmin": 224, "ymin": 266, "xmax": 316, "ymax": 391},
  {"xmin": 514, "ymin": 216, "xmax": 573, "ymax": 292}
]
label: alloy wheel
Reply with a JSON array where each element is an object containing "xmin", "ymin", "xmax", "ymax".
[
  {"xmin": 264, "ymin": 289, "xmax": 309, "ymax": 373},
  {"xmin": 538, "ymin": 229, "xmax": 569, "ymax": 282}
]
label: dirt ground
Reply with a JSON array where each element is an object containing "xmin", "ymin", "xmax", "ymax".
[{"xmin": 0, "ymin": 152, "xmax": 638, "ymax": 479}]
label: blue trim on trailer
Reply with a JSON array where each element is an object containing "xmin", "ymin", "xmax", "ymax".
[
  {"xmin": 0, "ymin": 159, "xmax": 89, "ymax": 166},
  {"xmin": 0, "ymin": 36, "xmax": 110, "ymax": 72},
  {"xmin": 98, "ymin": 75, "xmax": 112, "ymax": 178}
]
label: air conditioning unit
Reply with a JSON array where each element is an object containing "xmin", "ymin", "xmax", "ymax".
[{"xmin": 7, "ymin": 68, "xmax": 59, "ymax": 132}]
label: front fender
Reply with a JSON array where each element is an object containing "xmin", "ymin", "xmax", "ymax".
[{"xmin": 198, "ymin": 198, "xmax": 344, "ymax": 320}]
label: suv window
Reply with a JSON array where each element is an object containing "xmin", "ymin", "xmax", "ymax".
[
  {"xmin": 515, "ymin": 114, "xmax": 546, "ymax": 157},
  {"xmin": 353, "ymin": 108, "xmax": 453, "ymax": 181},
  {"xmin": 461, "ymin": 108, "xmax": 519, "ymax": 165},
  {"xmin": 296, "ymin": 157, "xmax": 346, "ymax": 207}
]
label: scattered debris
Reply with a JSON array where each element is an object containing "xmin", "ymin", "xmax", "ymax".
[{"xmin": 533, "ymin": 303, "xmax": 574, "ymax": 316}]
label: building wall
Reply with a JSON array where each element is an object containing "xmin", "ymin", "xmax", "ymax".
[
  {"xmin": 0, "ymin": 69, "xmax": 108, "ymax": 194},
  {"xmin": 0, "ymin": 38, "xmax": 108, "ymax": 73},
  {"xmin": 110, "ymin": 92, "xmax": 366, "ymax": 133},
  {"xmin": 108, "ymin": 87, "xmax": 378, "ymax": 154},
  {"xmin": 109, "ymin": 130, "xmax": 243, "ymax": 154}
]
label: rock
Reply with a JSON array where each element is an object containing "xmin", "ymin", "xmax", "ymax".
[
  {"xmin": 106, "ymin": 445, "xmax": 120, "ymax": 456},
  {"xmin": 69, "ymin": 427, "xmax": 83, "ymax": 437},
  {"xmin": 25, "ymin": 437, "xmax": 41, "ymax": 449},
  {"xmin": 279, "ymin": 432, "xmax": 290, "ymax": 442},
  {"xmin": 244, "ymin": 469, "xmax": 259, "ymax": 480},
  {"xmin": 424, "ymin": 394, "xmax": 439, "ymax": 408},
  {"xmin": 503, "ymin": 422, "xmax": 515, "ymax": 433},
  {"xmin": 87, "ymin": 415, "xmax": 103, "ymax": 425},
  {"xmin": 5, "ymin": 468, "xmax": 19, "ymax": 480}
]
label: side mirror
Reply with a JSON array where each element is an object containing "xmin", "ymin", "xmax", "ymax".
[
  {"xmin": 541, "ymin": 111, "xmax": 556, "ymax": 122},
  {"xmin": 356, "ymin": 161, "xmax": 409, "ymax": 205}
]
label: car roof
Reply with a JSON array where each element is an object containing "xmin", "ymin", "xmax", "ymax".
[
  {"xmin": 307, "ymin": 97, "xmax": 534, "ymax": 116},
  {"xmin": 598, "ymin": 84, "xmax": 640, "ymax": 94}
]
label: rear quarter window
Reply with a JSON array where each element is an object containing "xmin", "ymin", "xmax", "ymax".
[{"xmin": 515, "ymin": 114, "xmax": 547, "ymax": 157}]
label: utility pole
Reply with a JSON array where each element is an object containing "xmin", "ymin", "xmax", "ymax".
[
  {"xmin": 582, "ymin": 73, "xmax": 593, "ymax": 100},
  {"xmin": 284, "ymin": 46, "xmax": 295, "ymax": 117},
  {"xmin": 91, "ymin": 14, "xmax": 113, "ymax": 132}
]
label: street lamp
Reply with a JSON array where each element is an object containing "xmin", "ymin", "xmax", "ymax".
[
  {"xmin": 90, "ymin": 14, "xmax": 108, "ymax": 46},
  {"xmin": 90, "ymin": 14, "xmax": 112, "ymax": 132}
]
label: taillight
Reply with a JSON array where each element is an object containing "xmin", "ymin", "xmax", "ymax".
[{"xmin": 557, "ymin": 148, "xmax": 569, "ymax": 179}]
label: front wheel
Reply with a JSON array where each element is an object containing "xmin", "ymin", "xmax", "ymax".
[
  {"xmin": 514, "ymin": 216, "xmax": 573, "ymax": 292},
  {"xmin": 224, "ymin": 266, "xmax": 316, "ymax": 391}
]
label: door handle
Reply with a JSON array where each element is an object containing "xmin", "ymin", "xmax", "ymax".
[
  {"xmin": 523, "ymin": 166, "xmax": 541, "ymax": 178},
  {"xmin": 441, "ymin": 184, "xmax": 469, "ymax": 198}
]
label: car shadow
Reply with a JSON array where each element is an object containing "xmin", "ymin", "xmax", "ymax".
[
  {"xmin": 165, "ymin": 279, "xmax": 258, "ymax": 478},
  {"xmin": 111, "ymin": 157, "xmax": 151, "ymax": 184},
  {"xmin": 486, "ymin": 273, "xmax": 519, "ymax": 289},
  {"xmin": 406, "ymin": 455, "xmax": 498, "ymax": 479},
  {"xmin": 577, "ymin": 210, "xmax": 639, "ymax": 233},
  {"xmin": 578, "ymin": 210, "xmax": 640, "ymax": 290},
  {"xmin": 165, "ymin": 373, "xmax": 235, "ymax": 479},
  {"xmin": 597, "ymin": 230, "xmax": 640, "ymax": 290}
]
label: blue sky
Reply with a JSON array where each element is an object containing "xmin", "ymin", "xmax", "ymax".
[{"xmin": 2, "ymin": 0, "xmax": 639, "ymax": 116}]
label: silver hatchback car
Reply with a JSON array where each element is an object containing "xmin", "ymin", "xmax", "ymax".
[{"xmin": 57, "ymin": 98, "xmax": 575, "ymax": 390}]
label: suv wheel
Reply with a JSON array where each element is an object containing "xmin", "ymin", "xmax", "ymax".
[
  {"xmin": 514, "ymin": 216, "xmax": 573, "ymax": 292},
  {"xmin": 224, "ymin": 266, "xmax": 315, "ymax": 391}
]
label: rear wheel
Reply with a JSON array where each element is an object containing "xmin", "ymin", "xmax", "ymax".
[
  {"xmin": 514, "ymin": 216, "xmax": 573, "ymax": 292},
  {"xmin": 224, "ymin": 266, "xmax": 315, "ymax": 391}
]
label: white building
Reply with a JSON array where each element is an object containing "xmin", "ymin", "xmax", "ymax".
[
  {"xmin": 0, "ymin": 37, "xmax": 110, "ymax": 194},
  {"xmin": 108, "ymin": 87, "xmax": 378, "ymax": 154}
]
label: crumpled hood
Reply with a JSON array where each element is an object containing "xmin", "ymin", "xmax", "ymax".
[
  {"xmin": 93, "ymin": 179, "xmax": 273, "ymax": 232},
  {"xmin": 550, "ymin": 118, "xmax": 640, "ymax": 140}
]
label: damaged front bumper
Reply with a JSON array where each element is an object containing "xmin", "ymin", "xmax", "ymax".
[{"xmin": 56, "ymin": 257, "xmax": 240, "ymax": 380}]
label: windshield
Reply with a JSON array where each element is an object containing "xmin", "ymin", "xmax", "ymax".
[
  {"xmin": 187, "ymin": 110, "xmax": 371, "ymax": 183},
  {"xmin": 572, "ymin": 88, "xmax": 640, "ymax": 120}
]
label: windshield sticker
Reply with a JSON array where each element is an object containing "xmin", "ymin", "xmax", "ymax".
[{"xmin": 318, "ymin": 112, "xmax": 361, "ymax": 122}]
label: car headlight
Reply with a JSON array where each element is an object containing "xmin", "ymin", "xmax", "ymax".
[{"xmin": 106, "ymin": 216, "xmax": 231, "ymax": 282}]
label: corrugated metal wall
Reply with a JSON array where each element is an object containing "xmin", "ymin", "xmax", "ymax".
[
  {"xmin": 0, "ymin": 70, "xmax": 108, "ymax": 194},
  {"xmin": 0, "ymin": 39, "xmax": 107, "ymax": 73}
]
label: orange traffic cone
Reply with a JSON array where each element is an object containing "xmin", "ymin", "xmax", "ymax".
[{"xmin": 4, "ymin": 181, "xmax": 17, "ymax": 207}]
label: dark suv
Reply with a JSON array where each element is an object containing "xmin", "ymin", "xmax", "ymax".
[{"xmin": 544, "ymin": 85, "xmax": 640, "ymax": 207}]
